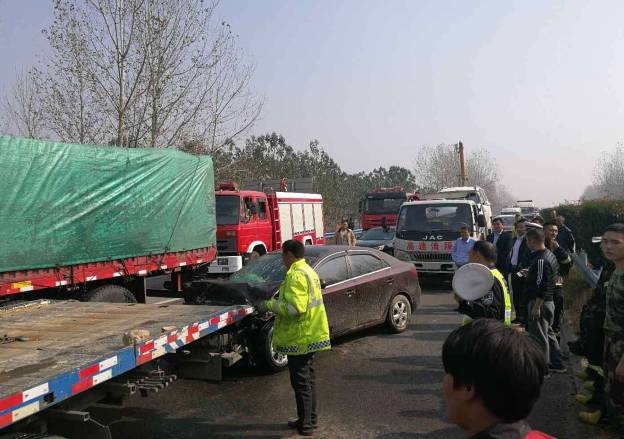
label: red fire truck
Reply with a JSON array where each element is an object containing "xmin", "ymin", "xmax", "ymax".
[
  {"xmin": 359, "ymin": 187, "xmax": 419, "ymax": 230},
  {"xmin": 209, "ymin": 179, "xmax": 325, "ymax": 274}
]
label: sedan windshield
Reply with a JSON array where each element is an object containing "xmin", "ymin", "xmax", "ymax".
[
  {"xmin": 229, "ymin": 253, "xmax": 321, "ymax": 284},
  {"xmin": 360, "ymin": 228, "xmax": 395, "ymax": 241}
]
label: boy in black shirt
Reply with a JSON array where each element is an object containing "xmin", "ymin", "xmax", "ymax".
[
  {"xmin": 524, "ymin": 228, "xmax": 566, "ymax": 373},
  {"xmin": 441, "ymin": 319, "xmax": 553, "ymax": 438}
]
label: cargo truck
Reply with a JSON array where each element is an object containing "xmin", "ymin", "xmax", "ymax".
[
  {"xmin": 359, "ymin": 187, "xmax": 419, "ymax": 230},
  {"xmin": 393, "ymin": 199, "xmax": 487, "ymax": 274},
  {"xmin": 422, "ymin": 186, "xmax": 493, "ymax": 234},
  {"xmin": 0, "ymin": 136, "xmax": 217, "ymax": 303},
  {"xmin": 0, "ymin": 137, "xmax": 274, "ymax": 438}
]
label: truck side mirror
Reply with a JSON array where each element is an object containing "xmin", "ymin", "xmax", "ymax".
[
  {"xmin": 358, "ymin": 200, "xmax": 363, "ymax": 213},
  {"xmin": 477, "ymin": 214, "xmax": 487, "ymax": 228}
]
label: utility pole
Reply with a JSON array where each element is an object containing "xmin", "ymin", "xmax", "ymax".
[{"xmin": 457, "ymin": 141, "xmax": 467, "ymax": 186}]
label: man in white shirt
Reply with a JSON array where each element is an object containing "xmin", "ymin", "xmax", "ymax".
[{"xmin": 507, "ymin": 219, "xmax": 530, "ymax": 324}]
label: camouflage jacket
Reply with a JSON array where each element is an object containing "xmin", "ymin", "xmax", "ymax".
[{"xmin": 604, "ymin": 269, "xmax": 624, "ymax": 334}]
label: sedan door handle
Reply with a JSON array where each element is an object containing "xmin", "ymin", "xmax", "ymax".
[
  {"xmin": 385, "ymin": 279, "xmax": 394, "ymax": 285},
  {"xmin": 345, "ymin": 290, "xmax": 356, "ymax": 298}
]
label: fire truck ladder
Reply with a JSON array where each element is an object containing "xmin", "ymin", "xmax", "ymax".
[{"xmin": 270, "ymin": 196, "xmax": 282, "ymax": 249}]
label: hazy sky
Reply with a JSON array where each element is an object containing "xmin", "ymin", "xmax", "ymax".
[{"xmin": 2, "ymin": 1, "xmax": 623, "ymax": 206}]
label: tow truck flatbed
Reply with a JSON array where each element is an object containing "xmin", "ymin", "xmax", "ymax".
[{"xmin": 0, "ymin": 300, "xmax": 252, "ymax": 430}]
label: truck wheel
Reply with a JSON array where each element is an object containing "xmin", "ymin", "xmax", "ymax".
[
  {"xmin": 255, "ymin": 321, "xmax": 288, "ymax": 372},
  {"xmin": 386, "ymin": 294, "xmax": 411, "ymax": 333},
  {"xmin": 81, "ymin": 284, "xmax": 138, "ymax": 303}
]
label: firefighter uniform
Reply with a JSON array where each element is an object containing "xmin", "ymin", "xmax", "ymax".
[{"xmin": 264, "ymin": 258, "xmax": 330, "ymax": 436}]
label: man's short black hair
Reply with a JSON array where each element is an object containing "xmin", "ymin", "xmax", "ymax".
[
  {"xmin": 516, "ymin": 218, "xmax": 526, "ymax": 224},
  {"xmin": 282, "ymin": 240, "xmax": 305, "ymax": 258},
  {"xmin": 492, "ymin": 217, "xmax": 503, "ymax": 225},
  {"xmin": 472, "ymin": 240, "xmax": 497, "ymax": 263},
  {"xmin": 460, "ymin": 224, "xmax": 469, "ymax": 231},
  {"xmin": 606, "ymin": 223, "xmax": 624, "ymax": 234},
  {"xmin": 526, "ymin": 228, "xmax": 545, "ymax": 244},
  {"xmin": 543, "ymin": 221, "xmax": 558, "ymax": 229},
  {"xmin": 442, "ymin": 319, "xmax": 547, "ymax": 423}
]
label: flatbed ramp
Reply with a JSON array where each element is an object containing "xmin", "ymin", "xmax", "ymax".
[{"xmin": 0, "ymin": 300, "xmax": 252, "ymax": 429}]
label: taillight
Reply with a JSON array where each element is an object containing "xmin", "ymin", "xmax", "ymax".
[
  {"xmin": 409, "ymin": 265, "xmax": 418, "ymax": 278},
  {"xmin": 226, "ymin": 230, "xmax": 236, "ymax": 237}
]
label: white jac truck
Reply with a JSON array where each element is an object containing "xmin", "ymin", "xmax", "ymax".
[
  {"xmin": 393, "ymin": 199, "xmax": 487, "ymax": 274},
  {"xmin": 421, "ymin": 186, "xmax": 493, "ymax": 235}
]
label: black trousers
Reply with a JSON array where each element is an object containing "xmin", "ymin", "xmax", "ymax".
[
  {"xmin": 287, "ymin": 353, "xmax": 316, "ymax": 434},
  {"xmin": 552, "ymin": 287, "xmax": 564, "ymax": 334},
  {"xmin": 509, "ymin": 270, "xmax": 526, "ymax": 322}
]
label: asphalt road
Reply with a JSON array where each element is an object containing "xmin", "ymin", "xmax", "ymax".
[{"xmin": 112, "ymin": 278, "xmax": 614, "ymax": 439}]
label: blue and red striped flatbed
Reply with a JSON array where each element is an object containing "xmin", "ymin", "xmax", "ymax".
[{"xmin": 0, "ymin": 300, "xmax": 252, "ymax": 430}]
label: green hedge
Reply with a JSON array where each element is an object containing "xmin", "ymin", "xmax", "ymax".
[{"xmin": 542, "ymin": 200, "xmax": 624, "ymax": 265}]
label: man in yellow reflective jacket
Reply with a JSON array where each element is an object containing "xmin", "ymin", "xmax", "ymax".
[
  {"xmin": 456, "ymin": 240, "xmax": 512, "ymax": 327},
  {"xmin": 256, "ymin": 240, "xmax": 330, "ymax": 437}
]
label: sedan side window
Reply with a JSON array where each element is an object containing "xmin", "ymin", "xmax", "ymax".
[
  {"xmin": 349, "ymin": 253, "xmax": 389, "ymax": 278},
  {"xmin": 316, "ymin": 256, "xmax": 349, "ymax": 286}
]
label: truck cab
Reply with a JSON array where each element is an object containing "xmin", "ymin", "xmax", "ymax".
[
  {"xmin": 212, "ymin": 181, "xmax": 325, "ymax": 275},
  {"xmin": 393, "ymin": 199, "xmax": 486, "ymax": 274},
  {"xmin": 215, "ymin": 183, "xmax": 273, "ymax": 262},
  {"xmin": 360, "ymin": 187, "xmax": 415, "ymax": 230},
  {"xmin": 425, "ymin": 186, "xmax": 493, "ymax": 234}
]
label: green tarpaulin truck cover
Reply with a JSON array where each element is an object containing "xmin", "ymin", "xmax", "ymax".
[{"xmin": 0, "ymin": 136, "xmax": 215, "ymax": 273}]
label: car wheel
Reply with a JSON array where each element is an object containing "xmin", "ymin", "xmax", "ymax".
[
  {"xmin": 255, "ymin": 321, "xmax": 288, "ymax": 372},
  {"xmin": 386, "ymin": 294, "xmax": 411, "ymax": 333}
]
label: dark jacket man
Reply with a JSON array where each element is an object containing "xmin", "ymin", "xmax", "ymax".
[
  {"xmin": 525, "ymin": 249, "xmax": 558, "ymax": 303},
  {"xmin": 487, "ymin": 230, "xmax": 513, "ymax": 274},
  {"xmin": 507, "ymin": 235, "xmax": 531, "ymax": 274},
  {"xmin": 555, "ymin": 215, "xmax": 576, "ymax": 254}
]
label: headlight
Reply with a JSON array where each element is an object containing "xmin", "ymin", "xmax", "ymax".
[
  {"xmin": 377, "ymin": 245, "xmax": 385, "ymax": 250},
  {"xmin": 395, "ymin": 249, "xmax": 411, "ymax": 261}
]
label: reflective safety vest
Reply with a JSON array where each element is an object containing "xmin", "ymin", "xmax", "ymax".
[
  {"xmin": 266, "ymin": 258, "xmax": 331, "ymax": 355},
  {"xmin": 491, "ymin": 268, "xmax": 512, "ymax": 327},
  {"xmin": 461, "ymin": 267, "xmax": 512, "ymax": 327}
]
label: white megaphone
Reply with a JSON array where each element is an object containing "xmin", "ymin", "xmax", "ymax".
[{"xmin": 452, "ymin": 263, "xmax": 495, "ymax": 301}]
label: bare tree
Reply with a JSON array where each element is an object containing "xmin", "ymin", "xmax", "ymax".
[
  {"xmin": 34, "ymin": 0, "xmax": 106, "ymax": 144},
  {"xmin": 592, "ymin": 144, "xmax": 624, "ymax": 199},
  {"xmin": 32, "ymin": 0, "xmax": 261, "ymax": 150},
  {"xmin": 581, "ymin": 184, "xmax": 603, "ymax": 201},
  {"xmin": 413, "ymin": 144, "xmax": 460, "ymax": 192},
  {"xmin": 414, "ymin": 144, "xmax": 498, "ymax": 190},
  {"xmin": 2, "ymin": 71, "xmax": 44, "ymax": 138},
  {"xmin": 413, "ymin": 143, "xmax": 512, "ymax": 212},
  {"xmin": 489, "ymin": 184, "xmax": 516, "ymax": 215}
]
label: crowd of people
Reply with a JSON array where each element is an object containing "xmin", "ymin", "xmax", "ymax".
[
  {"xmin": 265, "ymin": 212, "xmax": 623, "ymax": 438},
  {"xmin": 450, "ymin": 213, "xmax": 624, "ymax": 438}
]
